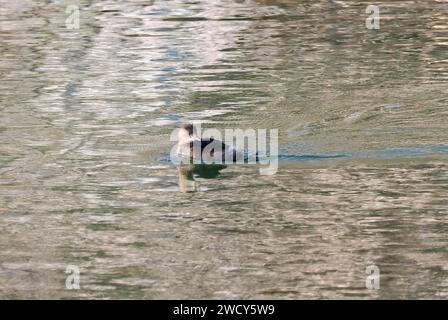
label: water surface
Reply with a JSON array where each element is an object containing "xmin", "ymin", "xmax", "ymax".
[{"xmin": 0, "ymin": 0, "xmax": 447, "ymax": 299}]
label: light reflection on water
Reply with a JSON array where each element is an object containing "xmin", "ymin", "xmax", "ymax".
[{"xmin": 0, "ymin": 0, "xmax": 447, "ymax": 299}]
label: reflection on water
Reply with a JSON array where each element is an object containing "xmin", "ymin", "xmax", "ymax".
[
  {"xmin": 0, "ymin": 0, "xmax": 447, "ymax": 299},
  {"xmin": 178, "ymin": 164, "xmax": 227, "ymax": 193}
]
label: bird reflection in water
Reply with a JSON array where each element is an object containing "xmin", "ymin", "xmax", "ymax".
[{"xmin": 178, "ymin": 163, "xmax": 227, "ymax": 192}]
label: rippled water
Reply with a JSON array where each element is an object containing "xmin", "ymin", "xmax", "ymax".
[{"xmin": 1, "ymin": 0, "xmax": 447, "ymax": 299}]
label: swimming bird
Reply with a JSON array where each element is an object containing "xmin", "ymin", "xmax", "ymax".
[{"xmin": 176, "ymin": 123, "xmax": 244, "ymax": 163}]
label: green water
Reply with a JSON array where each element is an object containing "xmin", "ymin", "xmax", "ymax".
[{"xmin": 0, "ymin": 0, "xmax": 447, "ymax": 299}]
